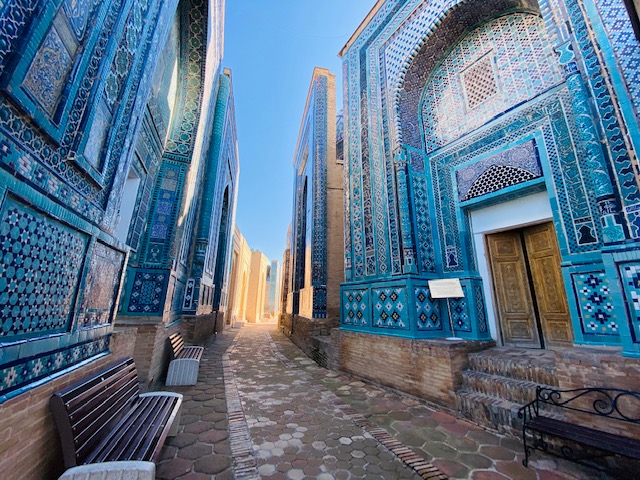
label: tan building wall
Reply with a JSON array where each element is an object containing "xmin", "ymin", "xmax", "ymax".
[
  {"xmin": 325, "ymin": 74, "xmax": 344, "ymax": 320},
  {"xmin": 246, "ymin": 251, "xmax": 270, "ymax": 323},
  {"xmin": 226, "ymin": 226, "xmax": 252, "ymax": 326}
]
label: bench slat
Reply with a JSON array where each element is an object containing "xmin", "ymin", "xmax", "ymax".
[
  {"xmin": 83, "ymin": 396, "xmax": 179, "ymax": 463},
  {"xmin": 169, "ymin": 333, "xmax": 185, "ymax": 359},
  {"xmin": 73, "ymin": 376, "xmax": 139, "ymax": 454},
  {"xmin": 181, "ymin": 346, "xmax": 203, "ymax": 360},
  {"xmin": 89, "ymin": 396, "xmax": 172, "ymax": 463},
  {"xmin": 526, "ymin": 417, "xmax": 640, "ymax": 459},
  {"xmin": 50, "ymin": 358, "xmax": 182, "ymax": 469}
]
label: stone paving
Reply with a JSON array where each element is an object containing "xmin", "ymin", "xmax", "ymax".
[{"xmin": 158, "ymin": 324, "xmax": 623, "ymax": 479}]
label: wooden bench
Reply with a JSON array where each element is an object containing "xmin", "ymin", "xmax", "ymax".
[
  {"xmin": 166, "ymin": 332, "xmax": 204, "ymax": 386},
  {"xmin": 50, "ymin": 358, "xmax": 182, "ymax": 470},
  {"xmin": 518, "ymin": 386, "xmax": 640, "ymax": 469}
]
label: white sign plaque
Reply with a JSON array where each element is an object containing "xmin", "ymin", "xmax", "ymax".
[{"xmin": 427, "ymin": 278, "xmax": 464, "ymax": 298}]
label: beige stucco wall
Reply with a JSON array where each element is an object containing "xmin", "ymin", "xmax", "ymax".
[
  {"xmin": 246, "ymin": 250, "xmax": 269, "ymax": 322},
  {"xmin": 226, "ymin": 226, "xmax": 251, "ymax": 326}
]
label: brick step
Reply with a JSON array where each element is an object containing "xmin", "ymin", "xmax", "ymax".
[
  {"xmin": 467, "ymin": 348, "xmax": 558, "ymax": 385},
  {"xmin": 455, "ymin": 390, "xmax": 523, "ymax": 436},
  {"xmin": 460, "ymin": 370, "xmax": 550, "ymax": 405},
  {"xmin": 455, "ymin": 388, "xmax": 565, "ymax": 436}
]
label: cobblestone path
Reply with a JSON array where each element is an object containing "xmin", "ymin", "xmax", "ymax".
[{"xmin": 158, "ymin": 324, "xmax": 619, "ymax": 480}]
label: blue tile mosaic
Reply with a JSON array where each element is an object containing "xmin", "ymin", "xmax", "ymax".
[
  {"xmin": 0, "ymin": 336, "xmax": 110, "ymax": 402},
  {"xmin": 620, "ymin": 264, "xmax": 640, "ymax": 342},
  {"xmin": 373, "ymin": 287, "xmax": 408, "ymax": 329},
  {"xmin": 415, "ymin": 286, "xmax": 442, "ymax": 330},
  {"xmin": 0, "ymin": 196, "xmax": 88, "ymax": 340},
  {"xmin": 287, "ymin": 70, "xmax": 332, "ymax": 319},
  {"xmin": 573, "ymin": 272, "xmax": 619, "ymax": 335},
  {"xmin": 127, "ymin": 271, "xmax": 167, "ymax": 314},
  {"xmin": 343, "ymin": 289, "xmax": 369, "ymax": 327},
  {"xmin": 420, "ymin": 14, "xmax": 562, "ymax": 153}
]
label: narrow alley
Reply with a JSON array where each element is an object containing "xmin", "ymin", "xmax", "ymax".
[{"xmin": 156, "ymin": 325, "xmax": 613, "ymax": 480}]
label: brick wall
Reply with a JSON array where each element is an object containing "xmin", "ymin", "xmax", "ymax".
[
  {"xmin": 287, "ymin": 315, "xmax": 338, "ymax": 368},
  {"xmin": 131, "ymin": 322, "xmax": 181, "ymax": 387},
  {"xmin": 182, "ymin": 312, "xmax": 217, "ymax": 344},
  {"xmin": 0, "ymin": 328, "xmax": 137, "ymax": 480},
  {"xmin": 280, "ymin": 313, "xmax": 293, "ymax": 335},
  {"xmin": 555, "ymin": 347, "xmax": 640, "ymax": 440},
  {"xmin": 334, "ymin": 330, "xmax": 492, "ymax": 407}
]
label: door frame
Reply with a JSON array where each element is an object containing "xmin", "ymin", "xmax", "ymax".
[{"xmin": 469, "ymin": 191, "xmax": 554, "ymax": 346}]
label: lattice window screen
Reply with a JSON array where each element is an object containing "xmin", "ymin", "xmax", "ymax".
[{"xmin": 461, "ymin": 53, "xmax": 498, "ymax": 109}]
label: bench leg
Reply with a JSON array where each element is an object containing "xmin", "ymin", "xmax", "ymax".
[
  {"xmin": 169, "ymin": 403, "xmax": 182, "ymax": 437},
  {"xmin": 522, "ymin": 429, "xmax": 529, "ymax": 467}
]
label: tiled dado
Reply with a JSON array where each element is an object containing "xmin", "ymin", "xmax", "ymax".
[{"xmin": 340, "ymin": 277, "xmax": 489, "ymax": 340}]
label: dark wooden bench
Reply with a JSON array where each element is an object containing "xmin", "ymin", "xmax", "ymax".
[
  {"xmin": 166, "ymin": 332, "xmax": 204, "ymax": 386},
  {"xmin": 518, "ymin": 386, "xmax": 640, "ymax": 469},
  {"xmin": 50, "ymin": 357, "xmax": 182, "ymax": 470}
]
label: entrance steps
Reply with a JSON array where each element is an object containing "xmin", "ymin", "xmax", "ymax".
[{"xmin": 455, "ymin": 347, "xmax": 558, "ymax": 436}]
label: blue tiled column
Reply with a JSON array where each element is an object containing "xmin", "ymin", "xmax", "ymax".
[
  {"xmin": 394, "ymin": 147, "xmax": 417, "ymax": 274},
  {"xmin": 557, "ymin": 41, "xmax": 626, "ymax": 244}
]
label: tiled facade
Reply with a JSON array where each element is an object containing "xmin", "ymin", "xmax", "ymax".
[
  {"xmin": 0, "ymin": 0, "xmax": 236, "ymax": 476},
  {"xmin": 283, "ymin": 68, "xmax": 344, "ymax": 323},
  {"xmin": 339, "ymin": 0, "xmax": 640, "ymax": 356}
]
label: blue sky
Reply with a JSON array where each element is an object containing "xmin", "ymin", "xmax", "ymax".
[{"xmin": 224, "ymin": 1, "xmax": 374, "ymax": 262}]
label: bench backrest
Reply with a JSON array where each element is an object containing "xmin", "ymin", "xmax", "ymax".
[
  {"xmin": 536, "ymin": 386, "xmax": 640, "ymax": 424},
  {"xmin": 50, "ymin": 358, "xmax": 140, "ymax": 468},
  {"xmin": 169, "ymin": 333, "xmax": 185, "ymax": 359}
]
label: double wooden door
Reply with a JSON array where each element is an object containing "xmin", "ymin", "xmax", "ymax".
[{"xmin": 487, "ymin": 222, "xmax": 573, "ymax": 348}]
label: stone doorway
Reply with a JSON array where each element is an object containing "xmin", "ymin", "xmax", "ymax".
[{"xmin": 487, "ymin": 221, "xmax": 573, "ymax": 349}]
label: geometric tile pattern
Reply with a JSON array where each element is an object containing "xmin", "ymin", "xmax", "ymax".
[
  {"xmin": 596, "ymin": 0, "xmax": 640, "ymax": 116},
  {"xmin": 620, "ymin": 264, "xmax": 640, "ymax": 342},
  {"xmin": 573, "ymin": 272, "xmax": 618, "ymax": 336},
  {"xmin": 456, "ymin": 140, "xmax": 542, "ymax": 201},
  {"xmin": 0, "ymin": 197, "xmax": 87, "ymax": 340},
  {"xmin": 0, "ymin": 336, "xmax": 110, "ymax": 401},
  {"xmin": 411, "ymin": 176, "xmax": 436, "ymax": 273},
  {"xmin": 475, "ymin": 284, "xmax": 487, "ymax": 333},
  {"xmin": 342, "ymin": 289, "xmax": 369, "ymax": 327},
  {"xmin": 415, "ymin": 286, "xmax": 441, "ymax": 330},
  {"xmin": 448, "ymin": 295, "xmax": 472, "ymax": 333},
  {"xmin": 461, "ymin": 53, "xmax": 498, "ymax": 110},
  {"xmin": 127, "ymin": 271, "xmax": 167, "ymax": 313},
  {"xmin": 373, "ymin": 287, "xmax": 407, "ymax": 329},
  {"xmin": 421, "ymin": 14, "xmax": 562, "ymax": 152},
  {"xmin": 289, "ymin": 70, "xmax": 330, "ymax": 319},
  {"xmin": 163, "ymin": 0, "xmax": 207, "ymax": 158}
]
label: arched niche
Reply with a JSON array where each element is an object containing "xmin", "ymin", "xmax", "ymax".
[{"xmin": 395, "ymin": 0, "xmax": 541, "ymax": 151}]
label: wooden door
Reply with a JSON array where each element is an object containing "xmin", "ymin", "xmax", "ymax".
[
  {"xmin": 487, "ymin": 231, "xmax": 542, "ymax": 348},
  {"xmin": 523, "ymin": 223, "xmax": 573, "ymax": 347}
]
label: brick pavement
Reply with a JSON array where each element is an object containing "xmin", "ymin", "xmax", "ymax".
[{"xmin": 158, "ymin": 324, "xmax": 622, "ymax": 479}]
